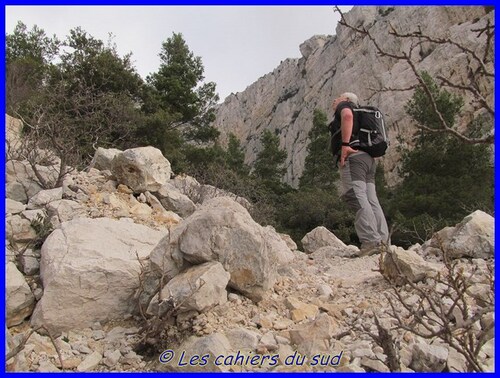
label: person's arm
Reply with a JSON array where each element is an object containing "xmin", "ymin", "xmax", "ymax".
[{"xmin": 340, "ymin": 107, "xmax": 357, "ymax": 166}]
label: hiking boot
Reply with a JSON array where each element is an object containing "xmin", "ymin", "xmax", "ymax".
[{"xmin": 359, "ymin": 241, "xmax": 382, "ymax": 257}]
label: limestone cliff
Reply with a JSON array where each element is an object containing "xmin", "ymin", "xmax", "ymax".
[{"xmin": 213, "ymin": 6, "xmax": 493, "ymax": 187}]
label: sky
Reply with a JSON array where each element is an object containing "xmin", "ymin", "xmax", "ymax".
[{"xmin": 5, "ymin": 5, "xmax": 352, "ymax": 102}]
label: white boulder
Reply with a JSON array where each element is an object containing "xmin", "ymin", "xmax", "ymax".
[
  {"xmin": 381, "ymin": 246, "xmax": 438, "ymax": 285},
  {"xmin": 111, "ymin": 147, "xmax": 172, "ymax": 192},
  {"xmin": 301, "ymin": 226, "xmax": 346, "ymax": 254},
  {"xmin": 31, "ymin": 217, "xmax": 164, "ymax": 333},
  {"xmin": 90, "ymin": 147, "xmax": 122, "ymax": 171},
  {"xmin": 155, "ymin": 197, "xmax": 293, "ymax": 301},
  {"xmin": 446, "ymin": 210, "xmax": 494, "ymax": 259},
  {"xmin": 147, "ymin": 261, "xmax": 229, "ymax": 316}
]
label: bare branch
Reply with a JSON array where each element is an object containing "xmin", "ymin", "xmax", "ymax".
[
  {"xmin": 380, "ymin": 239, "xmax": 493, "ymax": 372},
  {"xmin": 436, "ymin": 75, "xmax": 493, "ymax": 117},
  {"xmin": 388, "ymin": 25, "xmax": 493, "ymax": 78}
]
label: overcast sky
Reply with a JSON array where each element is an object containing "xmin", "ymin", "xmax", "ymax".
[{"xmin": 5, "ymin": 5, "xmax": 352, "ymax": 102}]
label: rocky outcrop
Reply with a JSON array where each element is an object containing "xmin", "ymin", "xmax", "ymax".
[
  {"xmin": 441, "ymin": 210, "xmax": 494, "ymax": 259},
  {"xmin": 213, "ymin": 6, "xmax": 493, "ymax": 187},
  {"xmin": 421, "ymin": 210, "xmax": 494, "ymax": 260},
  {"xmin": 152, "ymin": 196, "xmax": 294, "ymax": 301}
]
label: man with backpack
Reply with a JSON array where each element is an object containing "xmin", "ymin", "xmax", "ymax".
[{"xmin": 330, "ymin": 92, "xmax": 389, "ymax": 256}]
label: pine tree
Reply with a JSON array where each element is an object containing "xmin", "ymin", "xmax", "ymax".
[
  {"xmin": 253, "ymin": 129, "xmax": 287, "ymax": 184},
  {"xmin": 146, "ymin": 32, "xmax": 219, "ymax": 144},
  {"xmin": 299, "ymin": 109, "xmax": 338, "ymax": 189},
  {"xmin": 226, "ymin": 133, "xmax": 250, "ymax": 176}
]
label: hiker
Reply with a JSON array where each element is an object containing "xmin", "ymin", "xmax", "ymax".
[{"xmin": 331, "ymin": 92, "xmax": 389, "ymax": 256}]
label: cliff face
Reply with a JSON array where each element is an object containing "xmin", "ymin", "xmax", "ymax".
[{"xmin": 213, "ymin": 6, "xmax": 493, "ymax": 187}]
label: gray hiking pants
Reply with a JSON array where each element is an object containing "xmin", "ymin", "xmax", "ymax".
[{"xmin": 339, "ymin": 152, "xmax": 389, "ymax": 245}]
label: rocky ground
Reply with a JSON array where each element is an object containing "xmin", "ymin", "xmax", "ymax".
[
  {"xmin": 6, "ymin": 251, "xmax": 388, "ymax": 372},
  {"xmin": 7, "ymin": 247, "xmax": 494, "ymax": 372}
]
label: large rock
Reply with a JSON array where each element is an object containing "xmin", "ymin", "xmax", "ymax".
[
  {"xmin": 6, "ymin": 215, "xmax": 37, "ymax": 243},
  {"xmin": 90, "ymin": 147, "xmax": 122, "ymax": 171},
  {"xmin": 6, "ymin": 262, "xmax": 36, "ymax": 327},
  {"xmin": 27, "ymin": 188, "xmax": 63, "ymax": 210},
  {"xmin": 149, "ymin": 234, "xmax": 185, "ymax": 280},
  {"xmin": 111, "ymin": 147, "xmax": 172, "ymax": 192},
  {"xmin": 410, "ymin": 341, "xmax": 449, "ymax": 372},
  {"xmin": 6, "ymin": 199, "xmax": 26, "ymax": 215},
  {"xmin": 445, "ymin": 210, "xmax": 494, "ymax": 259},
  {"xmin": 154, "ymin": 197, "xmax": 293, "ymax": 301},
  {"xmin": 153, "ymin": 183, "xmax": 197, "ymax": 218},
  {"xmin": 31, "ymin": 217, "xmax": 164, "ymax": 333},
  {"xmin": 289, "ymin": 313, "xmax": 338, "ymax": 356},
  {"xmin": 46, "ymin": 199, "xmax": 87, "ymax": 223},
  {"xmin": 421, "ymin": 226, "xmax": 455, "ymax": 258},
  {"xmin": 6, "ymin": 181, "xmax": 29, "ymax": 203},
  {"xmin": 147, "ymin": 261, "xmax": 230, "ymax": 316},
  {"xmin": 423, "ymin": 211, "xmax": 494, "ymax": 260},
  {"xmin": 301, "ymin": 226, "xmax": 346, "ymax": 254},
  {"xmin": 381, "ymin": 246, "xmax": 438, "ymax": 285}
]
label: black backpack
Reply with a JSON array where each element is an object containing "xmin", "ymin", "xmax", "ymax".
[{"xmin": 328, "ymin": 105, "xmax": 389, "ymax": 160}]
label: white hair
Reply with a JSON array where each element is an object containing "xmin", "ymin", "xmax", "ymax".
[{"xmin": 340, "ymin": 92, "xmax": 359, "ymax": 106}]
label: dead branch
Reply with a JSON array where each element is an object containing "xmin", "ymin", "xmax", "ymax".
[
  {"xmin": 388, "ymin": 22, "xmax": 493, "ymax": 78},
  {"xmin": 349, "ymin": 311, "xmax": 401, "ymax": 372},
  {"xmin": 373, "ymin": 314, "xmax": 401, "ymax": 372},
  {"xmin": 133, "ymin": 224, "xmax": 208, "ymax": 355},
  {"xmin": 379, "ymin": 237, "xmax": 493, "ymax": 372}
]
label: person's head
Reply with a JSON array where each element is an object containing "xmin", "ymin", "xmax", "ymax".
[{"xmin": 332, "ymin": 92, "xmax": 359, "ymax": 111}]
